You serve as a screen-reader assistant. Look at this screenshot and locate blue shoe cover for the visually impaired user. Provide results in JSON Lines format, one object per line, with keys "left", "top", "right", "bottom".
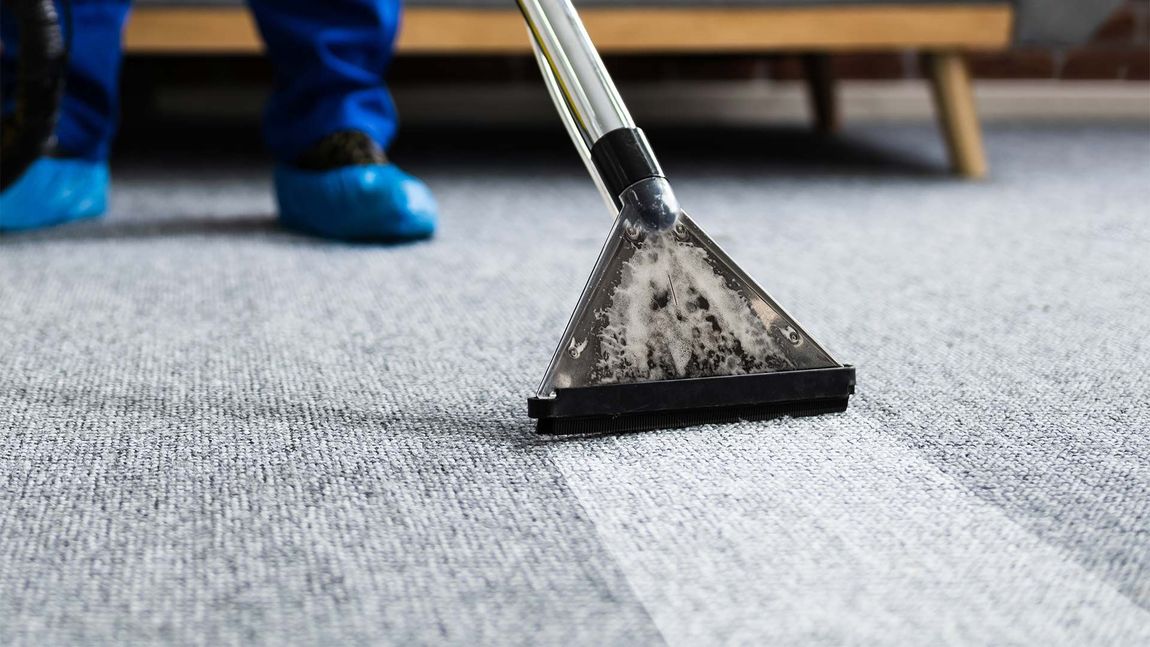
{"left": 275, "top": 164, "right": 437, "bottom": 242}
{"left": 0, "top": 158, "right": 108, "bottom": 231}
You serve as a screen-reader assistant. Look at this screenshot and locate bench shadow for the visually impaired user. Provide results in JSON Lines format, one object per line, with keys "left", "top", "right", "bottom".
{"left": 394, "top": 124, "right": 950, "bottom": 180}
{"left": 0, "top": 214, "right": 433, "bottom": 248}
{"left": 1, "top": 215, "right": 283, "bottom": 244}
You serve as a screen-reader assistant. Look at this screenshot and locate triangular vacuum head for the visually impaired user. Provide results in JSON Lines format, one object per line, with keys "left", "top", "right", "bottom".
{"left": 529, "top": 178, "right": 854, "bottom": 434}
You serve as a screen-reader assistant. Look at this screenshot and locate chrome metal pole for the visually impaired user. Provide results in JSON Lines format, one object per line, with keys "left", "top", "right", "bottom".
{"left": 516, "top": 0, "right": 635, "bottom": 147}
{"left": 529, "top": 37, "right": 618, "bottom": 213}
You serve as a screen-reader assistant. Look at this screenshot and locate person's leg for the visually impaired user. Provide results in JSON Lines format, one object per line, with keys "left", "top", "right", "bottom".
{"left": 248, "top": 0, "right": 436, "bottom": 241}
{"left": 0, "top": 0, "right": 129, "bottom": 230}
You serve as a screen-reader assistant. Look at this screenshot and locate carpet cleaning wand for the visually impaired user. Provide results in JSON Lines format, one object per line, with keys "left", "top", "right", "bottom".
{"left": 519, "top": 0, "right": 856, "bottom": 434}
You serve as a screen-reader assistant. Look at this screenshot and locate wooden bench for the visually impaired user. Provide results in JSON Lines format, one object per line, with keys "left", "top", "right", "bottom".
{"left": 124, "top": 4, "right": 1015, "bottom": 177}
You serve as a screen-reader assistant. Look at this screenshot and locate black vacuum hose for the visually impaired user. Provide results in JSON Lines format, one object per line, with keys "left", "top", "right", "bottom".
{"left": 1, "top": 0, "right": 67, "bottom": 191}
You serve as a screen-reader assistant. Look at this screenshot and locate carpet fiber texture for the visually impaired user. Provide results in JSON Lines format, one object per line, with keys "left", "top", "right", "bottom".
{"left": 2, "top": 124, "right": 1148, "bottom": 645}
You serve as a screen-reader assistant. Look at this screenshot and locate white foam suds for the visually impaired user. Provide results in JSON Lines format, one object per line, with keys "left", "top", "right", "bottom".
{"left": 594, "top": 235, "right": 793, "bottom": 383}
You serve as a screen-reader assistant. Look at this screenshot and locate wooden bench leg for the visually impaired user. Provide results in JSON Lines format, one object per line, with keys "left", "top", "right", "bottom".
{"left": 802, "top": 54, "right": 839, "bottom": 134}
{"left": 925, "top": 51, "right": 987, "bottom": 178}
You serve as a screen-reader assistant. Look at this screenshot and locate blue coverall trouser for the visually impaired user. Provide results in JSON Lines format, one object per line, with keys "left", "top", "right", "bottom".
{"left": 1, "top": 0, "right": 401, "bottom": 162}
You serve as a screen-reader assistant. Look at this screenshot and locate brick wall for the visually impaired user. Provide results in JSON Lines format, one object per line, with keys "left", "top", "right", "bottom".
{"left": 1059, "top": 0, "right": 1148, "bottom": 79}
{"left": 968, "top": 1, "right": 1147, "bottom": 80}
{"left": 768, "top": 1, "right": 1149, "bottom": 80}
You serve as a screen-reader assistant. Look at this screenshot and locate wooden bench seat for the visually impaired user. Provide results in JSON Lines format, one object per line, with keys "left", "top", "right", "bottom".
{"left": 123, "top": 4, "right": 1015, "bottom": 177}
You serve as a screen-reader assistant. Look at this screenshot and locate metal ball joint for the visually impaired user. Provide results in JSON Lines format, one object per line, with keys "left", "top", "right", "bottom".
{"left": 624, "top": 222, "right": 642, "bottom": 242}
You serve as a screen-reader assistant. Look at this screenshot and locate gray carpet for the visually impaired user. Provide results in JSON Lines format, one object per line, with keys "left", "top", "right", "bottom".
{"left": 2, "top": 123, "right": 1148, "bottom": 645}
